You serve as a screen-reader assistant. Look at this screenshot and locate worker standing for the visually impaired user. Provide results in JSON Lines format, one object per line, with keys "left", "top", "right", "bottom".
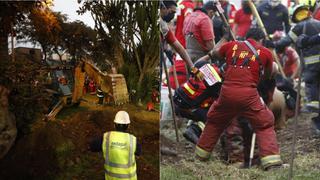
{"left": 160, "top": 0, "right": 195, "bottom": 70}
{"left": 257, "top": 0, "right": 290, "bottom": 35}
{"left": 297, "top": 33, "right": 320, "bottom": 134}
{"left": 89, "top": 111, "right": 141, "bottom": 180}
{"left": 175, "top": 0, "right": 195, "bottom": 48}
{"left": 195, "top": 28, "right": 283, "bottom": 170}
{"left": 233, "top": 0, "right": 253, "bottom": 39}
{"left": 264, "top": 5, "right": 320, "bottom": 114}
{"left": 97, "top": 88, "right": 105, "bottom": 105}
{"left": 183, "top": 1, "right": 216, "bottom": 62}
{"left": 219, "top": 0, "right": 237, "bottom": 29}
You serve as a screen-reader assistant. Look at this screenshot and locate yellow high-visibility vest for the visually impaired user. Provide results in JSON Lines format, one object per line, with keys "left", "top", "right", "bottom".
{"left": 102, "top": 131, "right": 137, "bottom": 180}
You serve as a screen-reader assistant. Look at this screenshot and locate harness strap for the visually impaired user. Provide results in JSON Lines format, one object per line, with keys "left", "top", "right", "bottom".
{"left": 231, "top": 56, "right": 237, "bottom": 65}
{"left": 243, "top": 40, "right": 264, "bottom": 81}
{"left": 241, "top": 57, "right": 251, "bottom": 66}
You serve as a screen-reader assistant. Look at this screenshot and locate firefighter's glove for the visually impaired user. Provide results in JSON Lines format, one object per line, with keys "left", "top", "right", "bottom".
{"left": 296, "top": 34, "right": 309, "bottom": 49}
{"left": 191, "top": 66, "right": 204, "bottom": 81}
{"left": 263, "top": 39, "right": 275, "bottom": 49}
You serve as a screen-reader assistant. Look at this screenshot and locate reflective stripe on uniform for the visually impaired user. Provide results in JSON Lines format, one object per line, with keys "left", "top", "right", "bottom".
{"left": 103, "top": 132, "right": 137, "bottom": 180}
{"left": 208, "top": 64, "right": 222, "bottom": 82}
{"left": 261, "top": 155, "right": 282, "bottom": 169}
{"left": 195, "top": 145, "right": 211, "bottom": 159}
{"left": 197, "top": 121, "right": 205, "bottom": 131}
{"left": 105, "top": 169, "right": 137, "bottom": 179}
{"left": 183, "top": 83, "right": 195, "bottom": 95}
{"left": 105, "top": 134, "right": 134, "bottom": 168}
{"left": 306, "top": 101, "right": 319, "bottom": 108}
{"left": 288, "top": 31, "right": 298, "bottom": 42}
{"left": 304, "top": 55, "right": 320, "bottom": 65}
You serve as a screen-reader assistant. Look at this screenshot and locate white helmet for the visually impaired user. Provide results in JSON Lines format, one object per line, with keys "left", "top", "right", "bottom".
{"left": 114, "top": 111, "right": 130, "bottom": 124}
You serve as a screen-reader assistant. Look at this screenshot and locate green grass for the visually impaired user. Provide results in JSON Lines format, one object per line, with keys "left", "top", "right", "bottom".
{"left": 161, "top": 120, "right": 320, "bottom": 180}
{"left": 161, "top": 165, "right": 197, "bottom": 180}
{"left": 161, "top": 153, "right": 320, "bottom": 180}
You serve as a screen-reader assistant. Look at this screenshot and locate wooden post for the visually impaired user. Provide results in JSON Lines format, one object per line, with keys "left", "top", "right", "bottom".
{"left": 162, "top": 58, "right": 180, "bottom": 142}
{"left": 288, "top": 51, "right": 303, "bottom": 180}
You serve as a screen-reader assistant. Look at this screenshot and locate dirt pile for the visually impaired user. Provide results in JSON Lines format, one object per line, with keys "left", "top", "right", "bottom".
{"left": 0, "top": 104, "right": 159, "bottom": 179}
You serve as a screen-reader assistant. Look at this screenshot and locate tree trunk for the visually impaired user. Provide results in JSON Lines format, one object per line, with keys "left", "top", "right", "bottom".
{"left": 137, "top": 70, "right": 145, "bottom": 99}
{"left": 0, "top": 32, "right": 9, "bottom": 62}
{"left": 114, "top": 44, "right": 124, "bottom": 69}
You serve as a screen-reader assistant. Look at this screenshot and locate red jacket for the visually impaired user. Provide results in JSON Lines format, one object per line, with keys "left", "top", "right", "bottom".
{"left": 175, "top": 0, "right": 194, "bottom": 48}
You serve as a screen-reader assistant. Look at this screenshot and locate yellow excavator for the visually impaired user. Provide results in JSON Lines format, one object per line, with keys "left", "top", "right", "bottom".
{"left": 46, "top": 60, "right": 129, "bottom": 120}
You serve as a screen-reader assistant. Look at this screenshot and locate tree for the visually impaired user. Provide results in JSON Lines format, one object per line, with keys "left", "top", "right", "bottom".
{"left": 61, "top": 20, "right": 97, "bottom": 63}
{"left": 0, "top": 1, "right": 53, "bottom": 62}
{"left": 78, "top": 0, "right": 159, "bottom": 101}
{"left": 16, "top": 9, "right": 64, "bottom": 61}
{"left": 0, "top": 1, "right": 52, "bottom": 139}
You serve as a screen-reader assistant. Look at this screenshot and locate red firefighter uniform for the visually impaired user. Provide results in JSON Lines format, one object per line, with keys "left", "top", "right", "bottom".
{"left": 195, "top": 39, "right": 282, "bottom": 170}
{"left": 175, "top": 0, "right": 194, "bottom": 48}
{"left": 220, "top": 0, "right": 237, "bottom": 29}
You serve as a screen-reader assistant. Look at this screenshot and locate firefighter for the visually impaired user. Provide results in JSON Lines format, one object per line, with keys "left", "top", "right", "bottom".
{"left": 257, "top": 0, "right": 290, "bottom": 35}
{"left": 195, "top": 28, "right": 283, "bottom": 170}
{"left": 97, "top": 88, "right": 104, "bottom": 105}
{"left": 233, "top": 0, "right": 253, "bottom": 39}
{"left": 175, "top": 0, "right": 195, "bottom": 48}
{"left": 173, "top": 61, "right": 222, "bottom": 144}
{"left": 219, "top": 0, "right": 237, "bottom": 28}
{"left": 272, "top": 31, "right": 300, "bottom": 79}
{"left": 264, "top": 4, "right": 320, "bottom": 113}
{"left": 89, "top": 111, "right": 141, "bottom": 180}
{"left": 183, "top": 1, "right": 216, "bottom": 62}
{"left": 160, "top": 0, "right": 195, "bottom": 71}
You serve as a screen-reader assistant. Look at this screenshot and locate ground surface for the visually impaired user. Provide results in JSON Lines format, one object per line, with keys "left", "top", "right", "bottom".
{"left": 0, "top": 94, "right": 159, "bottom": 180}
{"left": 160, "top": 112, "right": 320, "bottom": 180}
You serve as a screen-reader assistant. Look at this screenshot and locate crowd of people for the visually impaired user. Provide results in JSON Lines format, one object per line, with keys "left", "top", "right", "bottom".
{"left": 160, "top": 0, "right": 320, "bottom": 170}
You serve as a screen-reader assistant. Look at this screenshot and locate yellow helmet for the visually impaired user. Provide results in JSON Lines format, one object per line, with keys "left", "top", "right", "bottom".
{"left": 291, "top": 4, "right": 311, "bottom": 23}
{"left": 297, "top": 0, "right": 316, "bottom": 7}
{"left": 114, "top": 111, "right": 130, "bottom": 124}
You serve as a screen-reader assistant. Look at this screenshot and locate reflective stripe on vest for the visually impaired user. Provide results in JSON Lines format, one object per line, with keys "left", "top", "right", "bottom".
{"left": 183, "top": 83, "right": 195, "bottom": 95}
{"left": 102, "top": 132, "right": 137, "bottom": 180}
{"left": 304, "top": 55, "right": 320, "bottom": 65}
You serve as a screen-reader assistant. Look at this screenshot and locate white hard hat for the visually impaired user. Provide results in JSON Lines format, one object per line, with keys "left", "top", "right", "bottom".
{"left": 114, "top": 111, "right": 130, "bottom": 124}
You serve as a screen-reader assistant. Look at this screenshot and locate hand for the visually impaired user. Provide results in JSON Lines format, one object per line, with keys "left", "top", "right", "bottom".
{"left": 263, "top": 39, "right": 275, "bottom": 48}
{"left": 191, "top": 67, "right": 204, "bottom": 81}
{"left": 296, "top": 34, "right": 309, "bottom": 49}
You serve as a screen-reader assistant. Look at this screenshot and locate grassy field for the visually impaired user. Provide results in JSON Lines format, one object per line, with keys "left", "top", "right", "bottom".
{"left": 161, "top": 113, "right": 320, "bottom": 180}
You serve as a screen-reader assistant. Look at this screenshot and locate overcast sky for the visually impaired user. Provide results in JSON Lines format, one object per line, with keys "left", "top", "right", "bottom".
{"left": 51, "top": 0, "right": 95, "bottom": 28}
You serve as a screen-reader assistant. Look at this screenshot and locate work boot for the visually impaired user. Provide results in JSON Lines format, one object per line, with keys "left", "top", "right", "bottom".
{"left": 183, "top": 124, "right": 202, "bottom": 144}
{"left": 264, "top": 163, "right": 289, "bottom": 171}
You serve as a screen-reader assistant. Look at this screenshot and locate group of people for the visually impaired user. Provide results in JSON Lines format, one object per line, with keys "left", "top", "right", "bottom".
{"left": 161, "top": 0, "right": 320, "bottom": 171}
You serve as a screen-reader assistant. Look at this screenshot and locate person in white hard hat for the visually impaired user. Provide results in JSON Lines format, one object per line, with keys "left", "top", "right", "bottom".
{"left": 89, "top": 111, "right": 141, "bottom": 180}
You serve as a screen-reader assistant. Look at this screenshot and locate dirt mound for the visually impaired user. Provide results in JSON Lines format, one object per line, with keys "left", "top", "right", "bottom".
{"left": 0, "top": 104, "right": 159, "bottom": 179}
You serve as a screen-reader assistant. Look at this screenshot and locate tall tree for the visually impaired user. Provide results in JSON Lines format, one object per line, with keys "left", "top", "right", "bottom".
{"left": 0, "top": 1, "right": 51, "bottom": 62}
{"left": 16, "top": 9, "right": 63, "bottom": 61}
{"left": 78, "top": 0, "right": 159, "bottom": 100}
{"left": 61, "top": 20, "right": 97, "bottom": 63}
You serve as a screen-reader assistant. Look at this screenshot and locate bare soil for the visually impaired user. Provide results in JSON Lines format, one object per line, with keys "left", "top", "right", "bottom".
{"left": 0, "top": 99, "right": 159, "bottom": 180}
